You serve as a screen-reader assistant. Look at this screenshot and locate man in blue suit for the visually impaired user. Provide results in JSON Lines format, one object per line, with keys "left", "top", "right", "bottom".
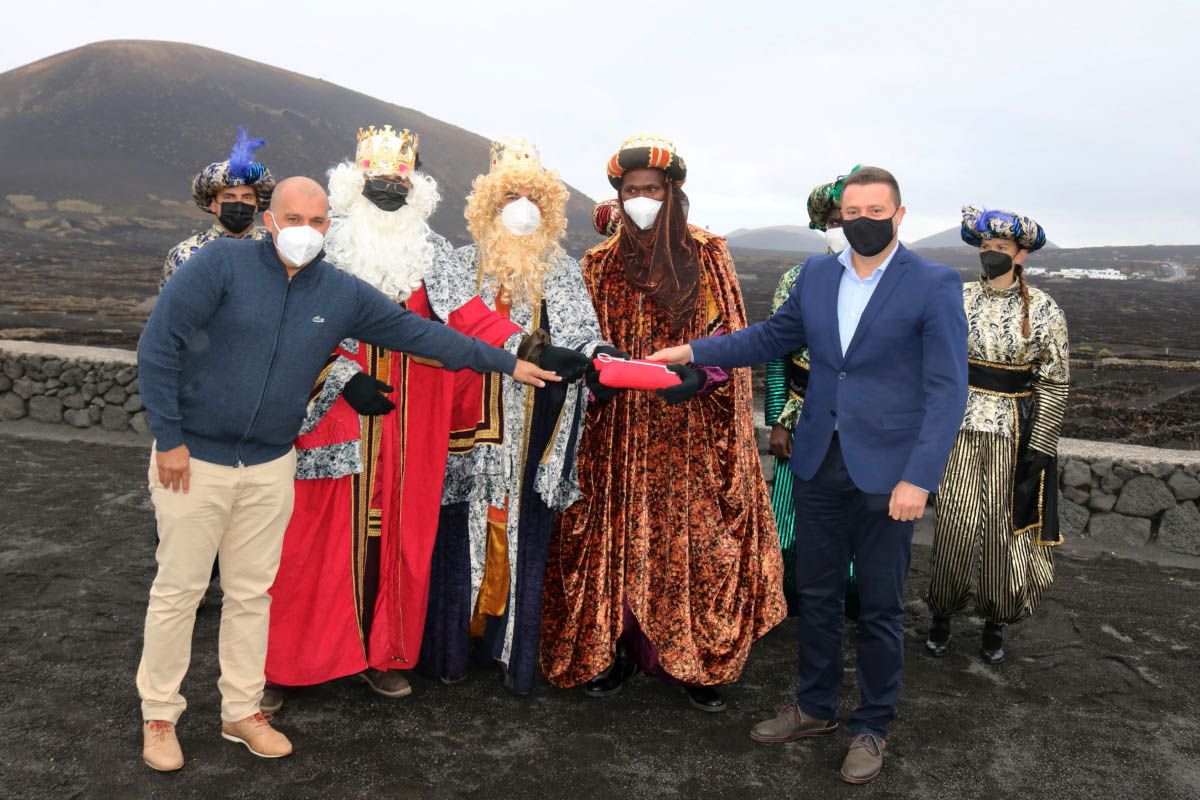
{"left": 651, "top": 166, "right": 967, "bottom": 785}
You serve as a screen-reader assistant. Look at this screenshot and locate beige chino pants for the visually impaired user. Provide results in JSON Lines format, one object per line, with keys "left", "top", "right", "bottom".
{"left": 137, "top": 447, "right": 296, "bottom": 724}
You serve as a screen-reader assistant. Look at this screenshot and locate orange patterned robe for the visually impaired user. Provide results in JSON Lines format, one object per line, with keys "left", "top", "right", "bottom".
{"left": 540, "top": 227, "right": 785, "bottom": 687}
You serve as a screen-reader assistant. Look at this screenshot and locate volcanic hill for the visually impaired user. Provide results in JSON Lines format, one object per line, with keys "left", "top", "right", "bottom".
{"left": 0, "top": 39, "right": 597, "bottom": 247}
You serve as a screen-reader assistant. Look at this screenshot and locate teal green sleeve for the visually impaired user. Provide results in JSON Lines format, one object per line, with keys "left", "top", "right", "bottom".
{"left": 765, "top": 358, "right": 788, "bottom": 426}
{"left": 764, "top": 264, "right": 803, "bottom": 426}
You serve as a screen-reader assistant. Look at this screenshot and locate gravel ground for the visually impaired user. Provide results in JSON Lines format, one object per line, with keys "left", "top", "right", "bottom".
{"left": 1, "top": 433, "right": 1198, "bottom": 800}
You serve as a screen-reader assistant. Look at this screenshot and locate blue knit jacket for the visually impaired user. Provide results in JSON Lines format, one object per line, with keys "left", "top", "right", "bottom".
{"left": 138, "top": 236, "right": 516, "bottom": 467}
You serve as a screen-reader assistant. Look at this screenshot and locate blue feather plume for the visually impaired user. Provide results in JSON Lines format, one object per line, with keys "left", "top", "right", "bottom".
{"left": 975, "top": 208, "right": 1019, "bottom": 236}
{"left": 227, "top": 126, "right": 266, "bottom": 181}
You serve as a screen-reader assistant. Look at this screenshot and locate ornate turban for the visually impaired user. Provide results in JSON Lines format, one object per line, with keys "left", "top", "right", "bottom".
{"left": 191, "top": 126, "right": 275, "bottom": 213}
{"left": 961, "top": 205, "right": 1047, "bottom": 251}
{"left": 593, "top": 199, "right": 622, "bottom": 237}
{"left": 806, "top": 165, "right": 861, "bottom": 231}
{"left": 607, "top": 135, "right": 687, "bottom": 189}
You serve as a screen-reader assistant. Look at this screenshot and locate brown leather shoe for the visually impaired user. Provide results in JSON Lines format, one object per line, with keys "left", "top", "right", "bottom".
{"left": 221, "top": 713, "right": 293, "bottom": 758}
{"left": 749, "top": 704, "right": 839, "bottom": 743}
{"left": 143, "top": 720, "right": 184, "bottom": 772}
{"left": 840, "top": 733, "right": 886, "bottom": 784}
{"left": 359, "top": 668, "right": 413, "bottom": 698}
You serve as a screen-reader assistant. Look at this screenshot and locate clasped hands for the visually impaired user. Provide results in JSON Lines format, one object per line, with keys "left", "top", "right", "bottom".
{"left": 590, "top": 345, "right": 703, "bottom": 405}
{"left": 341, "top": 344, "right": 586, "bottom": 419}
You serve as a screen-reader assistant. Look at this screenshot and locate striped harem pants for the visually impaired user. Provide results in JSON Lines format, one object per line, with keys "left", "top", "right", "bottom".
{"left": 926, "top": 430, "right": 1055, "bottom": 625}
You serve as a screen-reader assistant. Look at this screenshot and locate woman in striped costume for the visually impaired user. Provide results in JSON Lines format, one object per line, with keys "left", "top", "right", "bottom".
{"left": 765, "top": 171, "right": 855, "bottom": 615}
{"left": 925, "top": 206, "right": 1069, "bottom": 664}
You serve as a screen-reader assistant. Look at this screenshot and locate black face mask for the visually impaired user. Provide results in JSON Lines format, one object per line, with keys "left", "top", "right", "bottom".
{"left": 841, "top": 214, "right": 896, "bottom": 257}
{"left": 362, "top": 177, "right": 409, "bottom": 212}
{"left": 217, "top": 201, "right": 257, "bottom": 234}
{"left": 980, "top": 250, "right": 1015, "bottom": 279}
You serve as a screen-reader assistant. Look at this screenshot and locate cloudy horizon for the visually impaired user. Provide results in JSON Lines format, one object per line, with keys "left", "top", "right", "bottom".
{"left": 5, "top": 0, "right": 1198, "bottom": 248}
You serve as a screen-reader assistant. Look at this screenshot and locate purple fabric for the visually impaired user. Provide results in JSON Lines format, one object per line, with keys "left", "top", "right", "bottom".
{"left": 620, "top": 602, "right": 685, "bottom": 686}
{"left": 693, "top": 326, "right": 731, "bottom": 397}
{"left": 694, "top": 364, "right": 731, "bottom": 397}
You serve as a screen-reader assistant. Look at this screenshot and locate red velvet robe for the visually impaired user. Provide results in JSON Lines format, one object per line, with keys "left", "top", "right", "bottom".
{"left": 266, "top": 287, "right": 519, "bottom": 685}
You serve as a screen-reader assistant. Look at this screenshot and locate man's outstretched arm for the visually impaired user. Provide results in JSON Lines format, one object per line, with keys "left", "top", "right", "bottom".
{"left": 651, "top": 258, "right": 810, "bottom": 366}
{"left": 349, "top": 278, "right": 560, "bottom": 387}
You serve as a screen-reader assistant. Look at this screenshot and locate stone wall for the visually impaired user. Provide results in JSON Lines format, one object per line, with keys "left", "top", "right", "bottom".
{"left": 1056, "top": 439, "right": 1200, "bottom": 556}
{"left": 4, "top": 339, "right": 1200, "bottom": 556}
{"left": 0, "top": 341, "right": 146, "bottom": 434}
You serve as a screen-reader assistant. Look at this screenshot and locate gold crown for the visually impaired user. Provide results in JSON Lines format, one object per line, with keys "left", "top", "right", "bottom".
{"left": 355, "top": 125, "right": 418, "bottom": 176}
{"left": 489, "top": 136, "right": 542, "bottom": 172}
{"left": 617, "top": 134, "right": 677, "bottom": 154}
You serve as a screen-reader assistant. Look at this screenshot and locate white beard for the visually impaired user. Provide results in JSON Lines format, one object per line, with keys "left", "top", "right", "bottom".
{"left": 324, "top": 162, "right": 441, "bottom": 300}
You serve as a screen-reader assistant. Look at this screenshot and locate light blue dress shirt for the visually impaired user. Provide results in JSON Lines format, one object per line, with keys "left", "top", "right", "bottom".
{"left": 835, "top": 244, "right": 900, "bottom": 356}
{"left": 833, "top": 242, "right": 927, "bottom": 492}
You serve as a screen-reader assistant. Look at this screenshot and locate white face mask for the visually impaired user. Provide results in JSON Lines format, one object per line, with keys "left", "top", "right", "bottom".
{"left": 500, "top": 196, "right": 541, "bottom": 236}
{"left": 623, "top": 196, "right": 663, "bottom": 230}
{"left": 270, "top": 214, "right": 325, "bottom": 268}
{"left": 824, "top": 226, "right": 849, "bottom": 253}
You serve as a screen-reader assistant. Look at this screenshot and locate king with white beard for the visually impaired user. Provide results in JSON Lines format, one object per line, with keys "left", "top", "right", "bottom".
{"left": 263, "top": 126, "right": 528, "bottom": 709}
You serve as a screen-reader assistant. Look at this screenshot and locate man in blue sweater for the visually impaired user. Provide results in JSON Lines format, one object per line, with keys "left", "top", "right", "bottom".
{"left": 651, "top": 167, "right": 967, "bottom": 785}
{"left": 136, "top": 176, "right": 562, "bottom": 771}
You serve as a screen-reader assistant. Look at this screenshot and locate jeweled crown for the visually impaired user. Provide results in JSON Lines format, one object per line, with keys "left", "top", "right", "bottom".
{"left": 356, "top": 125, "right": 418, "bottom": 176}
{"left": 489, "top": 137, "right": 542, "bottom": 172}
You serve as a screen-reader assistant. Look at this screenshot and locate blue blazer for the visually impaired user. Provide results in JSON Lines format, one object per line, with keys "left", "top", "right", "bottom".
{"left": 691, "top": 245, "right": 968, "bottom": 495}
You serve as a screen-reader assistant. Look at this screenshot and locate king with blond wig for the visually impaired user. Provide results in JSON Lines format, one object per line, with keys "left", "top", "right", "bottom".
{"left": 419, "top": 138, "right": 612, "bottom": 696}
{"left": 463, "top": 138, "right": 570, "bottom": 304}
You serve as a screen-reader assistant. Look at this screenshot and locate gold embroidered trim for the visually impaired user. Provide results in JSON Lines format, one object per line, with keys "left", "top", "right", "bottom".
{"left": 969, "top": 358, "right": 1034, "bottom": 372}
{"left": 350, "top": 344, "right": 388, "bottom": 652}
{"left": 971, "top": 386, "right": 1033, "bottom": 399}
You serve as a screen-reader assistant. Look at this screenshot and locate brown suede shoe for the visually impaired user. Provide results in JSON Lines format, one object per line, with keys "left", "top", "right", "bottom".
{"left": 143, "top": 720, "right": 184, "bottom": 772}
{"left": 749, "top": 704, "right": 839, "bottom": 743}
{"left": 840, "top": 733, "right": 886, "bottom": 784}
{"left": 260, "top": 687, "right": 284, "bottom": 714}
{"left": 359, "top": 668, "right": 413, "bottom": 698}
{"left": 221, "top": 713, "right": 293, "bottom": 758}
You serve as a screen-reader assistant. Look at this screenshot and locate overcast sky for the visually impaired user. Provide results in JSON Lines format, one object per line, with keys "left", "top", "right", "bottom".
{"left": 6, "top": 0, "right": 1198, "bottom": 246}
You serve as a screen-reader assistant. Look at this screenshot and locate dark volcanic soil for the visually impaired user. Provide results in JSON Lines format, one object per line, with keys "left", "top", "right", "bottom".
{"left": 1, "top": 434, "right": 1198, "bottom": 799}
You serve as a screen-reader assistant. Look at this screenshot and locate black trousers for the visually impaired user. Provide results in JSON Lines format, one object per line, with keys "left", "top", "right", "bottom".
{"left": 792, "top": 434, "right": 913, "bottom": 739}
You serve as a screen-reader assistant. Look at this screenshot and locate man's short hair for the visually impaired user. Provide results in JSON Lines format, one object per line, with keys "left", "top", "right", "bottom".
{"left": 842, "top": 166, "right": 901, "bottom": 207}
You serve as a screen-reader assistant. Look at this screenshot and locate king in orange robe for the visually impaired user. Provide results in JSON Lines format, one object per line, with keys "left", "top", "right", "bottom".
{"left": 540, "top": 136, "right": 785, "bottom": 712}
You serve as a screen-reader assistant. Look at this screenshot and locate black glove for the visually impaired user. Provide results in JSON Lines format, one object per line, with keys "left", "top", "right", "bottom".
{"left": 592, "top": 344, "right": 630, "bottom": 361}
{"left": 587, "top": 345, "right": 630, "bottom": 402}
{"left": 1022, "top": 451, "right": 1053, "bottom": 474}
{"left": 342, "top": 373, "right": 396, "bottom": 416}
{"left": 655, "top": 364, "right": 704, "bottom": 405}
{"left": 538, "top": 345, "right": 591, "bottom": 383}
{"left": 586, "top": 369, "right": 621, "bottom": 403}
{"left": 1013, "top": 450, "right": 1052, "bottom": 512}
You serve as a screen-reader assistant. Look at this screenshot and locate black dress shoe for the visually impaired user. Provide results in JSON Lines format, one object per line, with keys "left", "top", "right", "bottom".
{"left": 981, "top": 622, "right": 1005, "bottom": 664}
{"left": 685, "top": 686, "right": 726, "bottom": 713}
{"left": 584, "top": 651, "right": 638, "bottom": 697}
{"left": 926, "top": 616, "right": 951, "bottom": 657}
